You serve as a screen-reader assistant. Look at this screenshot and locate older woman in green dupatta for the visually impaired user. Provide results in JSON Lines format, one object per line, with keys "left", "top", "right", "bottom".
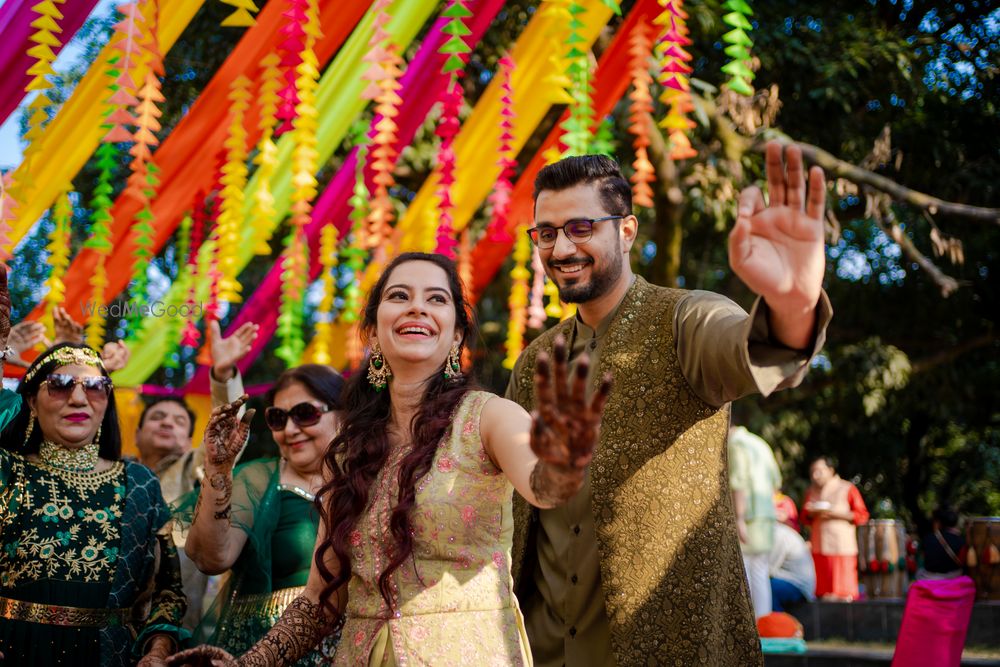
{"left": 177, "top": 364, "right": 345, "bottom": 665}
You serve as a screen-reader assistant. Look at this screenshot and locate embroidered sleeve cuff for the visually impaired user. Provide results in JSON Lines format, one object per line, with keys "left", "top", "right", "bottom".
{"left": 743, "top": 290, "right": 833, "bottom": 398}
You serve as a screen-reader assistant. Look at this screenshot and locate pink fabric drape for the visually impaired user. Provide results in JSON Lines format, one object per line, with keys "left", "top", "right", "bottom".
{"left": 891, "top": 576, "right": 975, "bottom": 667}
{"left": 0, "top": 0, "right": 99, "bottom": 125}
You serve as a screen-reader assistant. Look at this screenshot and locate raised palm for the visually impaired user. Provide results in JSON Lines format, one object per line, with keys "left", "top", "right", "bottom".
{"left": 53, "top": 306, "right": 85, "bottom": 345}
{"left": 210, "top": 320, "right": 259, "bottom": 379}
{"left": 205, "top": 395, "right": 254, "bottom": 469}
{"left": 729, "top": 142, "right": 826, "bottom": 314}
{"left": 530, "top": 335, "right": 612, "bottom": 470}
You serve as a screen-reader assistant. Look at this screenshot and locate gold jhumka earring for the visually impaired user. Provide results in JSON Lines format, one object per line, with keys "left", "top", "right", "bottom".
{"left": 444, "top": 344, "right": 462, "bottom": 380}
{"left": 367, "top": 341, "right": 392, "bottom": 391}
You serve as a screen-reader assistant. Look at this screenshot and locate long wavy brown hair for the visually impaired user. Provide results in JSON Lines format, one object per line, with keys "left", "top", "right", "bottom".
{"left": 315, "top": 253, "right": 476, "bottom": 614}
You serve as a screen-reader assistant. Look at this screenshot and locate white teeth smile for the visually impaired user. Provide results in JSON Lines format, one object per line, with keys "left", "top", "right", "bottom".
{"left": 556, "top": 264, "right": 586, "bottom": 274}
{"left": 399, "top": 326, "right": 432, "bottom": 336}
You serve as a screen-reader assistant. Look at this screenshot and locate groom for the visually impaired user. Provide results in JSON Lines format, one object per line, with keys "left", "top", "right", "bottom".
{"left": 507, "top": 142, "right": 832, "bottom": 665}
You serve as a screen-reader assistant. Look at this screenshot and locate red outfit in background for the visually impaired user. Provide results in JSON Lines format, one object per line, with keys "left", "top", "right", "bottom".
{"left": 802, "top": 477, "right": 870, "bottom": 599}
{"left": 774, "top": 492, "right": 800, "bottom": 532}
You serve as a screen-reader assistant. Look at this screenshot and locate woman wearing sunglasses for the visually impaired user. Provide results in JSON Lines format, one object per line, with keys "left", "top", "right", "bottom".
{"left": 0, "top": 343, "right": 186, "bottom": 666}
{"left": 181, "top": 364, "right": 345, "bottom": 664}
{"left": 171, "top": 253, "right": 610, "bottom": 667}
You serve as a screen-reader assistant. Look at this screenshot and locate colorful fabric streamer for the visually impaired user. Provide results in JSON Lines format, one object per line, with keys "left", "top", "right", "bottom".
{"left": 503, "top": 227, "right": 531, "bottom": 369}
{"left": 175, "top": 0, "right": 505, "bottom": 392}
{"left": 18, "top": 0, "right": 372, "bottom": 332}
{"left": 6, "top": 0, "right": 204, "bottom": 248}
{"left": 0, "top": 0, "right": 97, "bottom": 125}
{"left": 654, "top": 0, "right": 697, "bottom": 159}
{"left": 721, "top": 0, "right": 755, "bottom": 96}
{"left": 373, "top": 0, "right": 615, "bottom": 282}
{"left": 468, "top": 0, "right": 661, "bottom": 300}
{"left": 627, "top": 19, "right": 656, "bottom": 208}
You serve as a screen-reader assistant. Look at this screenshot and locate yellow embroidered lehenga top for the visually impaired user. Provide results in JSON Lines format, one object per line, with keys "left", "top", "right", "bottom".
{"left": 336, "top": 391, "right": 530, "bottom": 667}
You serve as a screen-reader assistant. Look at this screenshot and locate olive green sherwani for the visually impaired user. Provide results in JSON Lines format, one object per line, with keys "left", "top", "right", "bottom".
{"left": 506, "top": 277, "right": 832, "bottom": 666}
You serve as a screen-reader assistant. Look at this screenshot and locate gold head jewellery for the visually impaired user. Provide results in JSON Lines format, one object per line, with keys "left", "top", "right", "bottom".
{"left": 25, "top": 347, "right": 106, "bottom": 383}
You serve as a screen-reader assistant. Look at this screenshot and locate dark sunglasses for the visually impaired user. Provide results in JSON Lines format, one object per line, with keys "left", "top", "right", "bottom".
{"left": 42, "top": 373, "right": 113, "bottom": 400}
{"left": 526, "top": 215, "right": 625, "bottom": 249}
{"left": 264, "top": 402, "right": 334, "bottom": 431}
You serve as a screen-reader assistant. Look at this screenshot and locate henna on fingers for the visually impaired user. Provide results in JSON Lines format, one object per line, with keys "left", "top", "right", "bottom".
{"left": 204, "top": 395, "right": 254, "bottom": 469}
{"left": 528, "top": 334, "right": 613, "bottom": 506}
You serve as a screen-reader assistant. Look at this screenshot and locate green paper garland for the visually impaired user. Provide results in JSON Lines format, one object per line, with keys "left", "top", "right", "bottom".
{"left": 721, "top": 0, "right": 756, "bottom": 96}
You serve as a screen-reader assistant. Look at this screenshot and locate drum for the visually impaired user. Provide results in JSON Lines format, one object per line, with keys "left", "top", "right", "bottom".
{"left": 966, "top": 517, "right": 1000, "bottom": 600}
{"left": 857, "top": 519, "right": 908, "bottom": 599}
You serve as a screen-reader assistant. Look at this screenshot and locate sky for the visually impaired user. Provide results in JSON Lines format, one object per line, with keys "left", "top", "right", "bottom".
{"left": 0, "top": 0, "right": 118, "bottom": 170}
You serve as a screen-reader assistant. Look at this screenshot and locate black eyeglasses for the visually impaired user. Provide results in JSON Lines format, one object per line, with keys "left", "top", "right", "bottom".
{"left": 42, "top": 373, "right": 112, "bottom": 400}
{"left": 526, "top": 215, "right": 626, "bottom": 249}
{"left": 264, "top": 402, "right": 334, "bottom": 431}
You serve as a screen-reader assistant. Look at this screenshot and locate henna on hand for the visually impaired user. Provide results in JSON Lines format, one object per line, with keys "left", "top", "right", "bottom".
{"left": 166, "top": 645, "right": 237, "bottom": 666}
{"left": 528, "top": 334, "right": 613, "bottom": 506}
{"left": 0, "top": 266, "right": 11, "bottom": 345}
{"left": 237, "top": 596, "right": 340, "bottom": 667}
{"left": 209, "top": 471, "right": 233, "bottom": 521}
{"left": 204, "top": 395, "right": 254, "bottom": 469}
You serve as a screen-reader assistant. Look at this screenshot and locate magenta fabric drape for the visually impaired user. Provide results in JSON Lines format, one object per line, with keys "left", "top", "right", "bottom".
{"left": 0, "top": 0, "right": 99, "bottom": 125}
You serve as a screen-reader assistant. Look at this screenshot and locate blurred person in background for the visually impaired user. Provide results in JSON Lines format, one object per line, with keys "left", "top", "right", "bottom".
{"left": 802, "top": 455, "right": 870, "bottom": 600}
{"left": 729, "top": 425, "right": 782, "bottom": 618}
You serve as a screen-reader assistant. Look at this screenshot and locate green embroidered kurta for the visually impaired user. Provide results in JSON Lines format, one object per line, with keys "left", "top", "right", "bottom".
{"left": 507, "top": 278, "right": 831, "bottom": 666}
{"left": 0, "top": 450, "right": 186, "bottom": 666}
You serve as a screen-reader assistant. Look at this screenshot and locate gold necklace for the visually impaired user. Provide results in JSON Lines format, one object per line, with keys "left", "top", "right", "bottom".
{"left": 39, "top": 441, "right": 99, "bottom": 472}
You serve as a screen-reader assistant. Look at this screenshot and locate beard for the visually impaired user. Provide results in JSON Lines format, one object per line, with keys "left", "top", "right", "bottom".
{"left": 549, "top": 249, "right": 623, "bottom": 303}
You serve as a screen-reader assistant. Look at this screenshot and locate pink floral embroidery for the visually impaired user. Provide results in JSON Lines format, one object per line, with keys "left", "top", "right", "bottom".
{"left": 493, "top": 551, "right": 505, "bottom": 570}
{"left": 463, "top": 418, "right": 475, "bottom": 435}
{"left": 461, "top": 505, "right": 476, "bottom": 526}
{"left": 437, "top": 456, "right": 454, "bottom": 473}
{"left": 409, "top": 625, "right": 430, "bottom": 642}
{"left": 353, "top": 630, "right": 366, "bottom": 646}
{"left": 350, "top": 530, "right": 362, "bottom": 547}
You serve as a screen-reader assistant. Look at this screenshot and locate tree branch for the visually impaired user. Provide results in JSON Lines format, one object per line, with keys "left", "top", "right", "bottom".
{"left": 695, "top": 92, "right": 1000, "bottom": 224}
{"left": 877, "top": 208, "right": 962, "bottom": 298}
{"left": 767, "top": 138, "right": 1000, "bottom": 225}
